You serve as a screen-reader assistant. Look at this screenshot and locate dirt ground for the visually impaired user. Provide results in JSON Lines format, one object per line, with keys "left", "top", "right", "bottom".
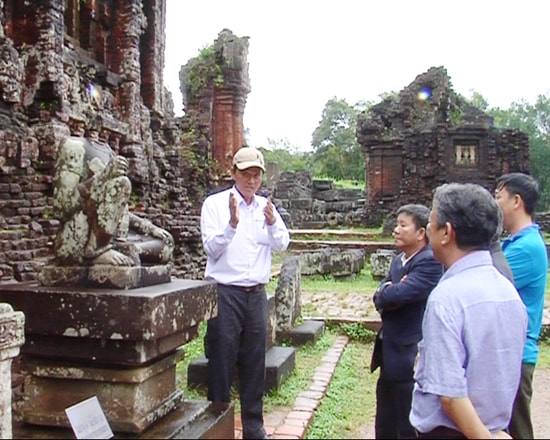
{"left": 301, "top": 289, "right": 550, "bottom": 438}
{"left": 532, "top": 367, "right": 550, "bottom": 439}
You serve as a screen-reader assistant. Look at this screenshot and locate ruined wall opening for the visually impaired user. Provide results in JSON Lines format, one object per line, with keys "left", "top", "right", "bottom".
{"left": 4, "top": 0, "right": 38, "bottom": 46}
{"left": 64, "top": 0, "right": 112, "bottom": 67}
{"left": 454, "top": 140, "right": 479, "bottom": 167}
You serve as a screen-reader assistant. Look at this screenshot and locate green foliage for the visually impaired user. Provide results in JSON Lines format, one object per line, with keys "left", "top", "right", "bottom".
{"left": 449, "top": 107, "right": 464, "bottom": 126}
{"left": 467, "top": 90, "right": 490, "bottom": 111}
{"left": 259, "top": 143, "right": 313, "bottom": 172}
{"left": 470, "top": 93, "right": 550, "bottom": 211}
{"left": 537, "top": 337, "right": 550, "bottom": 368}
{"left": 333, "top": 322, "right": 377, "bottom": 343}
{"left": 311, "top": 97, "right": 366, "bottom": 182}
{"left": 175, "top": 321, "right": 207, "bottom": 400}
{"left": 181, "top": 44, "right": 224, "bottom": 101}
{"left": 324, "top": 321, "right": 377, "bottom": 343}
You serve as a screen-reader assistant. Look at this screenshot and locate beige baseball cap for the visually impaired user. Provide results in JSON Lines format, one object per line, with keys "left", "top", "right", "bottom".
{"left": 232, "top": 147, "right": 265, "bottom": 171}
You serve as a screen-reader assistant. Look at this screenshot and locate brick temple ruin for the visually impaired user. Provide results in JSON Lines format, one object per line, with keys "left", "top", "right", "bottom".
{"left": 0, "top": 0, "right": 539, "bottom": 437}
{"left": 356, "top": 66, "right": 530, "bottom": 227}
{"left": 0, "top": 1, "right": 252, "bottom": 284}
{"left": 0, "top": 1, "right": 252, "bottom": 438}
{"left": 0, "top": 0, "right": 535, "bottom": 283}
{"left": 270, "top": 67, "right": 530, "bottom": 229}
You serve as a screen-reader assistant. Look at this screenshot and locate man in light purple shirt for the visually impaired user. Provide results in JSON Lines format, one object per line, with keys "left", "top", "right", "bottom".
{"left": 201, "top": 147, "right": 290, "bottom": 440}
{"left": 410, "top": 183, "right": 527, "bottom": 439}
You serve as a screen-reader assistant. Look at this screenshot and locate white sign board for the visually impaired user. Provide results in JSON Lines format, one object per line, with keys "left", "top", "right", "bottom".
{"left": 65, "top": 396, "right": 114, "bottom": 439}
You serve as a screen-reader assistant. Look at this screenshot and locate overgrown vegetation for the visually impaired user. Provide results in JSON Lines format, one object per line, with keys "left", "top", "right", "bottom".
{"left": 180, "top": 44, "right": 224, "bottom": 101}
{"left": 328, "top": 321, "right": 377, "bottom": 343}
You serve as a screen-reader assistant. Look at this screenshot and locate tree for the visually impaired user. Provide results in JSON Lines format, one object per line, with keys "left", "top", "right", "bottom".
{"left": 485, "top": 95, "right": 550, "bottom": 211}
{"left": 259, "top": 137, "right": 313, "bottom": 173}
{"left": 467, "top": 90, "right": 490, "bottom": 111}
{"left": 311, "top": 97, "right": 365, "bottom": 181}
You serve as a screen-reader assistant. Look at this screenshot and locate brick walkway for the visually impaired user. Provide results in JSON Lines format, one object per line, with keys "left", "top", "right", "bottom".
{"left": 234, "top": 335, "right": 350, "bottom": 439}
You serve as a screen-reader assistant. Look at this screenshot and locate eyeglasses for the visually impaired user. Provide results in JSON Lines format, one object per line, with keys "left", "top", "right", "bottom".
{"left": 238, "top": 169, "right": 263, "bottom": 180}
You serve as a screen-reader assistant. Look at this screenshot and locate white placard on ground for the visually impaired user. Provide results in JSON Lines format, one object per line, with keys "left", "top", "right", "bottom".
{"left": 65, "top": 395, "right": 114, "bottom": 439}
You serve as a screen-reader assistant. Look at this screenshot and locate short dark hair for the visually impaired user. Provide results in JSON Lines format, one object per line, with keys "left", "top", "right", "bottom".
{"left": 432, "top": 183, "right": 499, "bottom": 249}
{"left": 496, "top": 172, "right": 540, "bottom": 215}
{"left": 396, "top": 204, "right": 430, "bottom": 231}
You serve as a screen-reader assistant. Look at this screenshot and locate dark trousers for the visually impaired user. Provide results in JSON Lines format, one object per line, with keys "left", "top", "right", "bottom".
{"left": 508, "top": 362, "right": 535, "bottom": 439}
{"left": 205, "top": 284, "right": 268, "bottom": 439}
{"left": 375, "top": 376, "right": 416, "bottom": 439}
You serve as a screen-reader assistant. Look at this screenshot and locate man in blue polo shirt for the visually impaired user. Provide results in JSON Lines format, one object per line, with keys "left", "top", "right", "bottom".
{"left": 495, "top": 172, "right": 548, "bottom": 440}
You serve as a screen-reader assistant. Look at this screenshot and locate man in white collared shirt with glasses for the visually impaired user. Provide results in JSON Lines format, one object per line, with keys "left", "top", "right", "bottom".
{"left": 200, "top": 146, "right": 290, "bottom": 439}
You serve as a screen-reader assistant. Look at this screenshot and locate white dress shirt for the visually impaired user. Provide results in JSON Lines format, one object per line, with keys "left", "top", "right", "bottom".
{"left": 201, "top": 186, "right": 290, "bottom": 286}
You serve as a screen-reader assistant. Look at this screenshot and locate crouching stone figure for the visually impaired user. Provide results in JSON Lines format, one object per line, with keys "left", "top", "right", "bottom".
{"left": 38, "top": 135, "right": 174, "bottom": 289}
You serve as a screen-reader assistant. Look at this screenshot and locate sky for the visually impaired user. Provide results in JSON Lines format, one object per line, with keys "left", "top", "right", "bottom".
{"left": 164, "top": 0, "right": 550, "bottom": 151}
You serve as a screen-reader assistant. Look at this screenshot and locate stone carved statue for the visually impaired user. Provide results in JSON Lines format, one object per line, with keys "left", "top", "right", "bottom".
{"left": 39, "top": 134, "right": 174, "bottom": 288}
{"left": 53, "top": 135, "right": 174, "bottom": 265}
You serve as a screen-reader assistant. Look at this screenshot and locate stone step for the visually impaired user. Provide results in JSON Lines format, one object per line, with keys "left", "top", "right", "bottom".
{"left": 277, "top": 319, "right": 325, "bottom": 346}
{"left": 187, "top": 346, "right": 296, "bottom": 394}
{"left": 290, "top": 239, "right": 394, "bottom": 257}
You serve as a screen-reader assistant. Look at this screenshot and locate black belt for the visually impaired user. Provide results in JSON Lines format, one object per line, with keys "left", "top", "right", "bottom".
{"left": 220, "top": 284, "right": 265, "bottom": 293}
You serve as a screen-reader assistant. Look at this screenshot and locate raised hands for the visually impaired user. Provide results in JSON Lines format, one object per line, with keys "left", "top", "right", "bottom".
{"left": 229, "top": 192, "right": 239, "bottom": 228}
{"left": 263, "top": 196, "right": 276, "bottom": 226}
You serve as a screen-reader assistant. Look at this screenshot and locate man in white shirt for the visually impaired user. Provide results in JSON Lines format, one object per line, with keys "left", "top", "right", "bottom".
{"left": 200, "top": 147, "right": 290, "bottom": 439}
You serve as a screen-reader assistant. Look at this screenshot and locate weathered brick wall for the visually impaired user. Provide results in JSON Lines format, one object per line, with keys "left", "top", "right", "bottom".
{"left": 357, "top": 67, "right": 530, "bottom": 226}
{"left": 0, "top": 1, "right": 251, "bottom": 283}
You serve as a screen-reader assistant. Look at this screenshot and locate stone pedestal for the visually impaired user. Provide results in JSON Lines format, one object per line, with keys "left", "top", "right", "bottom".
{"left": 0, "top": 279, "right": 234, "bottom": 438}
{"left": 21, "top": 351, "right": 185, "bottom": 432}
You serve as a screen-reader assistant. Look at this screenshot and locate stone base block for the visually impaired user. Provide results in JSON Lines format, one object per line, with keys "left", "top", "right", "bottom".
{"left": 265, "top": 346, "right": 295, "bottom": 392}
{"left": 21, "top": 349, "right": 184, "bottom": 434}
{"left": 37, "top": 264, "right": 171, "bottom": 289}
{"left": 299, "top": 221, "right": 327, "bottom": 229}
{"left": 0, "top": 279, "right": 217, "bottom": 366}
{"left": 277, "top": 319, "right": 325, "bottom": 346}
{"left": 13, "top": 400, "right": 234, "bottom": 439}
{"left": 187, "top": 346, "right": 296, "bottom": 394}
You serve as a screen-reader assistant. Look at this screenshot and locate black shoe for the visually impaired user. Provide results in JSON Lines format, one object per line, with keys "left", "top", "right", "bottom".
{"left": 243, "top": 428, "right": 269, "bottom": 439}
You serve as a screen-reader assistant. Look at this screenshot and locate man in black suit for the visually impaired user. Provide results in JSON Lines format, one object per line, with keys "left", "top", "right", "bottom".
{"left": 371, "top": 204, "right": 443, "bottom": 439}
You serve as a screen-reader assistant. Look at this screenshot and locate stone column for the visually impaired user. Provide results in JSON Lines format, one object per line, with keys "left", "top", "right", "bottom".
{"left": 0, "top": 303, "right": 25, "bottom": 439}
